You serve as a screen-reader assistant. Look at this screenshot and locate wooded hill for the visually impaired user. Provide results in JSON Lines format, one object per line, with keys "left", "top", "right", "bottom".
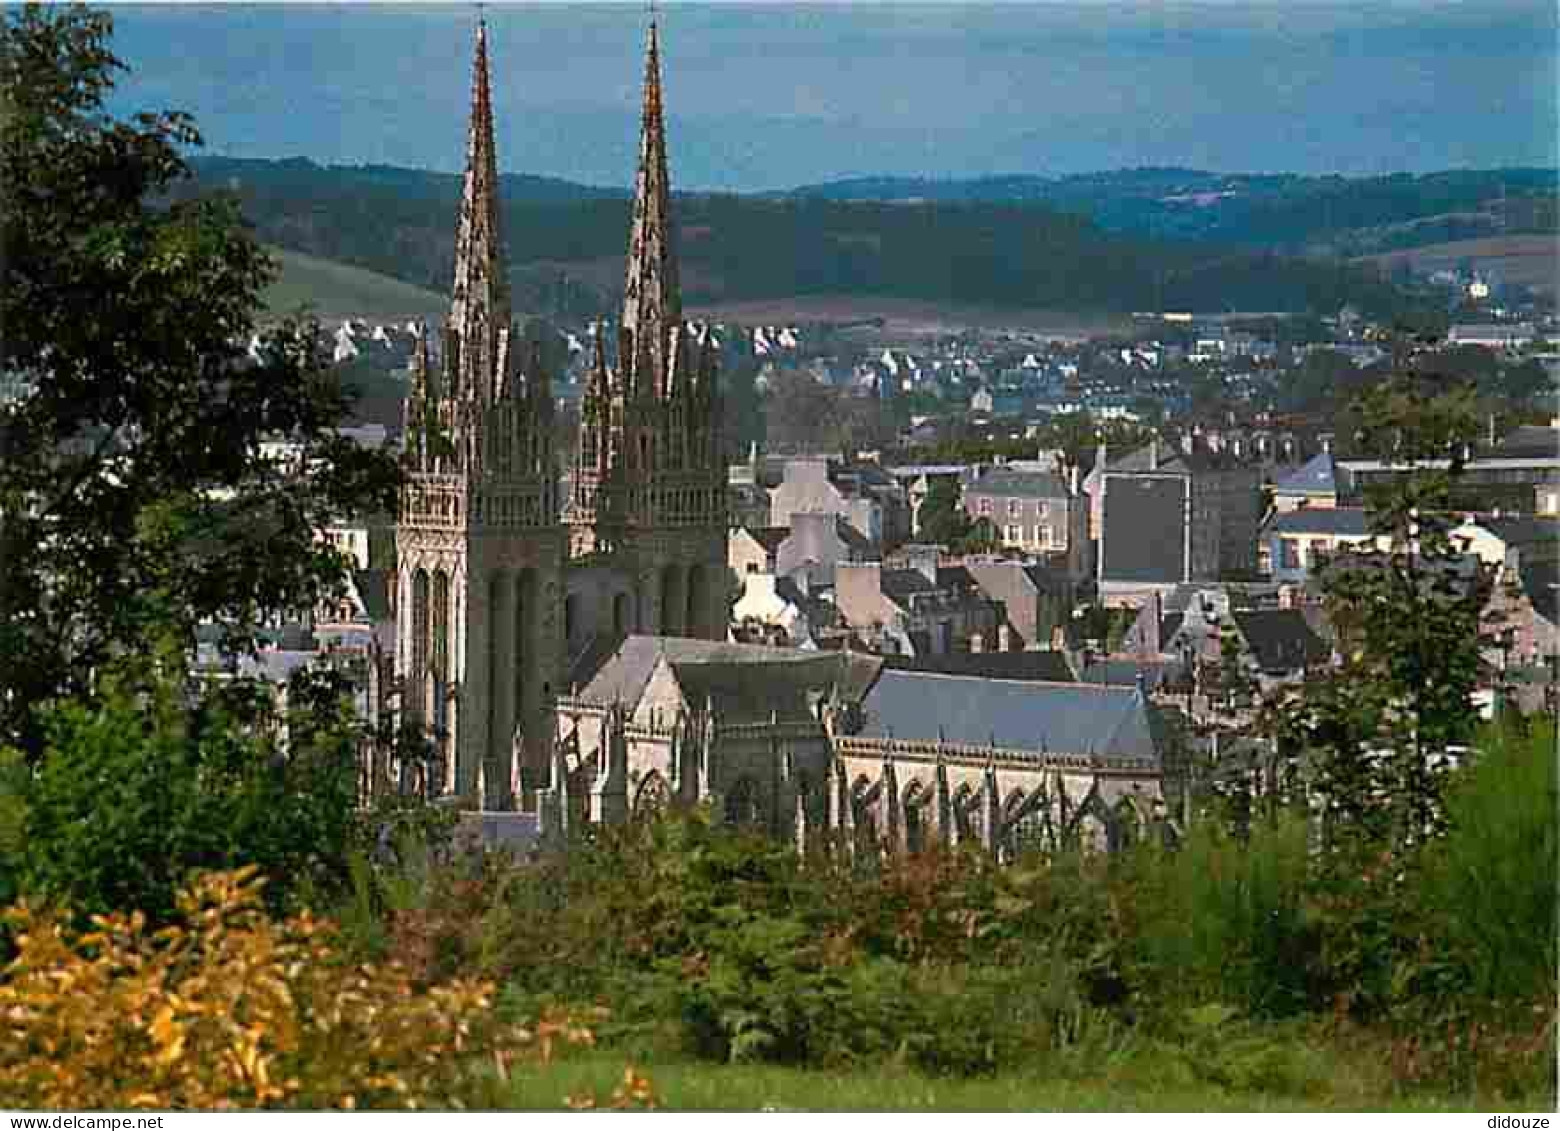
{"left": 183, "top": 156, "right": 1452, "bottom": 320}
{"left": 787, "top": 167, "right": 1559, "bottom": 255}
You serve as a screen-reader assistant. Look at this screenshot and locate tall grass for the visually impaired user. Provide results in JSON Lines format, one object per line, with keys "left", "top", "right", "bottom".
{"left": 1416, "top": 721, "right": 1557, "bottom": 1005}
{"left": 1124, "top": 813, "right": 1317, "bottom": 1019}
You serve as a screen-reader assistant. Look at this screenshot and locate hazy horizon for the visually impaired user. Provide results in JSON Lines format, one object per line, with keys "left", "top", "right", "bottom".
{"left": 106, "top": 3, "right": 1559, "bottom": 192}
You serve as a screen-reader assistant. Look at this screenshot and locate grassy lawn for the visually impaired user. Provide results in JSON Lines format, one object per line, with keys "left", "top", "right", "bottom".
{"left": 497, "top": 1050, "right": 1527, "bottom": 1112}
{"left": 262, "top": 246, "right": 445, "bottom": 321}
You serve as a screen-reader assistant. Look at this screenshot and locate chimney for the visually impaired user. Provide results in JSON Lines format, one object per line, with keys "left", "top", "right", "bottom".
{"left": 998, "top": 623, "right": 1012, "bottom": 652}
{"left": 1148, "top": 438, "right": 1159, "bottom": 471}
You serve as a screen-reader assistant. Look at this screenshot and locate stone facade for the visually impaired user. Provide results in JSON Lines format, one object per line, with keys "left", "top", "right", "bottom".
{"left": 963, "top": 466, "right": 1088, "bottom": 578}
{"left": 538, "top": 638, "right": 1167, "bottom": 857}
{"left": 392, "top": 21, "right": 724, "bottom": 810}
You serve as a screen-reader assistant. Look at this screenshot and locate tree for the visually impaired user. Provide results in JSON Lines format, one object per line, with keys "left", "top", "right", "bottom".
{"left": 1266, "top": 378, "right": 1489, "bottom": 857}
{"left": 0, "top": 5, "right": 398, "bottom": 756}
{"left": 916, "top": 476, "right": 970, "bottom": 547}
{"left": 5, "top": 646, "right": 360, "bottom": 921}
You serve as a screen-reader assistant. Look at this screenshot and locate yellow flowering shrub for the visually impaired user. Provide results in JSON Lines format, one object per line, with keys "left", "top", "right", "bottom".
{"left": 0, "top": 867, "right": 539, "bottom": 1110}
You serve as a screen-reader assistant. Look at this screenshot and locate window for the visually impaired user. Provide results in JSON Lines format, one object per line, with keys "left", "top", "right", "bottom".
{"left": 1008, "top": 499, "right": 1022, "bottom": 518}
{"left": 1280, "top": 538, "right": 1301, "bottom": 569}
{"left": 1005, "top": 524, "right": 1023, "bottom": 544}
{"left": 978, "top": 498, "right": 992, "bottom": 516}
{"left": 1036, "top": 501, "right": 1050, "bottom": 519}
{"left": 1035, "top": 525, "right": 1052, "bottom": 549}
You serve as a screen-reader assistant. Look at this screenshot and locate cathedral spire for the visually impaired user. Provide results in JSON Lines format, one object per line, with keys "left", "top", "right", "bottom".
{"left": 620, "top": 19, "right": 681, "bottom": 396}
{"left": 447, "top": 15, "right": 511, "bottom": 401}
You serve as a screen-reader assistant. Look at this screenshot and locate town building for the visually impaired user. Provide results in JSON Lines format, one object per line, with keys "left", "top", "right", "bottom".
{"left": 1272, "top": 451, "right": 1339, "bottom": 513}
{"left": 833, "top": 553, "right": 1004, "bottom": 656}
{"left": 1092, "top": 440, "right": 1264, "bottom": 601}
{"left": 769, "top": 457, "right": 911, "bottom": 550}
{"left": 962, "top": 465, "right": 1090, "bottom": 580}
{"left": 1266, "top": 508, "right": 1377, "bottom": 585}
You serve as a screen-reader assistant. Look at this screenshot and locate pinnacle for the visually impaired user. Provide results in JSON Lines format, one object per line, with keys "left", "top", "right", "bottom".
{"left": 620, "top": 17, "right": 681, "bottom": 395}
{"left": 447, "top": 15, "right": 511, "bottom": 401}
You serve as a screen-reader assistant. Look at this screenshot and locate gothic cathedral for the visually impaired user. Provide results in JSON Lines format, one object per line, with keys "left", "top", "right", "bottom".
{"left": 395, "top": 20, "right": 727, "bottom": 810}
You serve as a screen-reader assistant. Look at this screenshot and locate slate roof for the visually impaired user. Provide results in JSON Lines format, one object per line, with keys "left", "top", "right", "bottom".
{"left": 566, "top": 630, "right": 628, "bottom": 695}
{"left": 834, "top": 517, "right": 873, "bottom": 552}
{"left": 1270, "top": 508, "right": 1372, "bottom": 538}
{"left": 880, "top": 568, "right": 938, "bottom": 604}
{"left": 1275, "top": 451, "right": 1337, "bottom": 496}
{"left": 966, "top": 467, "right": 1070, "bottom": 500}
{"left": 671, "top": 658, "right": 844, "bottom": 724}
{"left": 1488, "top": 425, "right": 1560, "bottom": 461}
{"left": 881, "top": 650, "right": 1077, "bottom": 682}
{"left": 572, "top": 635, "right": 881, "bottom": 717}
{"left": 1078, "top": 659, "right": 1182, "bottom": 692}
{"left": 936, "top": 564, "right": 977, "bottom": 591}
{"left": 858, "top": 669, "right": 1159, "bottom": 761}
{"left": 1231, "top": 609, "right": 1329, "bottom": 672}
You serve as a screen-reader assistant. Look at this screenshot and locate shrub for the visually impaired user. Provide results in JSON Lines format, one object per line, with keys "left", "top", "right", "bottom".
{"left": 1121, "top": 813, "right": 1318, "bottom": 1019}
{"left": 421, "top": 812, "right": 1126, "bottom": 1074}
{"left": 0, "top": 867, "right": 536, "bottom": 1109}
{"left": 1414, "top": 723, "right": 1557, "bottom": 1006}
{"left": 6, "top": 652, "right": 360, "bottom": 924}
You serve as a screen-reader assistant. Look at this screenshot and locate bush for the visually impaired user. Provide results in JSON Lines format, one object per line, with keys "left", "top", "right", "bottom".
{"left": 0, "top": 868, "right": 531, "bottom": 1109}
{"left": 403, "top": 812, "right": 1125, "bottom": 1075}
{"left": 4, "top": 651, "right": 360, "bottom": 923}
{"left": 1415, "top": 723, "right": 1557, "bottom": 1007}
{"left": 1121, "top": 814, "right": 1318, "bottom": 1019}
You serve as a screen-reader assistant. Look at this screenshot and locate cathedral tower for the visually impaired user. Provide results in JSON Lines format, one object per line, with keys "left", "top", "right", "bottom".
{"left": 396, "top": 19, "right": 566, "bottom": 809}
{"left": 570, "top": 21, "right": 727, "bottom": 640}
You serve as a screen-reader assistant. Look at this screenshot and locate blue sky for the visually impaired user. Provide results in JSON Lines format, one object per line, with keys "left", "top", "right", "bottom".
{"left": 107, "top": 3, "right": 1558, "bottom": 190}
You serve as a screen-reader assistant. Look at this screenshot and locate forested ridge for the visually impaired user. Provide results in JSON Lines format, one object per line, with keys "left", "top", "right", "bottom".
{"left": 180, "top": 155, "right": 1435, "bottom": 319}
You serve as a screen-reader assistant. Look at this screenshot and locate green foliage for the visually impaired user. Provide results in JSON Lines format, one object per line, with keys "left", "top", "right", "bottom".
{"left": 1122, "top": 816, "right": 1317, "bottom": 1020}
{"left": 1413, "top": 723, "right": 1558, "bottom": 1006}
{"left": 915, "top": 477, "right": 969, "bottom": 547}
{"left": 3, "top": 648, "right": 359, "bottom": 923}
{"left": 316, "top": 720, "right": 1558, "bottom": 1103}
{"left": 0, "top": 4, "right": 400, "bottom": 757}
{"left": 1267, "top": 378, "right": 1490, "bottom": 858}
{"left": 173, "top": 155, "right": 1433, "bottom": 320}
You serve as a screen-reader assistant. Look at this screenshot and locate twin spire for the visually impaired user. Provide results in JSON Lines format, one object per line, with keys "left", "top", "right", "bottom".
{"left": 446, "top": 16, "right": 510, "bottom": 399}
{"left": 444, "top": 15, "right": 682, "bottom": 399}
{"left": 620, "top": 20, "right": 681, "bottom": 379}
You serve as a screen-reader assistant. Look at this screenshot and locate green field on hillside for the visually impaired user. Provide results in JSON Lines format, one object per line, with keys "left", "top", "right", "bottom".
{"left": 262, "top": 246, "right": 445, "bottom": 321}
